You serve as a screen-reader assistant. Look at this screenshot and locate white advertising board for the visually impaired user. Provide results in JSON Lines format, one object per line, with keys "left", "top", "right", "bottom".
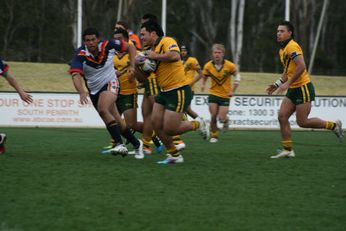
{"left": 0, "top": 92, "right": 345, "bottom": 129}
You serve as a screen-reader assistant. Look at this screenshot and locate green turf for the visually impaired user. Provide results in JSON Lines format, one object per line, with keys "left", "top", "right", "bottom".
{"left": 0, "top": 128, "right": 345, "bottom": 231}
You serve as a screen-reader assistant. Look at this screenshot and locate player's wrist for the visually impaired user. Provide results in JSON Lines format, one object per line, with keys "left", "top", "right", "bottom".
{"left": 273, "top": 78, "right": 284, "bottom": 88}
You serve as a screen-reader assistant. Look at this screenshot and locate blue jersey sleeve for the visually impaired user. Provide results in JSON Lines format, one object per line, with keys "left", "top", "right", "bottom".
{"left": 68, "top": 48, "right": 84, "bottom": 75}
{"left": 108, "top": 39, "right": 126, "bottom": 52}
{"left": 0, "top": 58, "right": 9, "bottom": 76}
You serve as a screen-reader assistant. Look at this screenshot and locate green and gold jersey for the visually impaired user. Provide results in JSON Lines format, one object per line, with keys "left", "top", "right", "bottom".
{"left": 280, "top": 39, "right": 310, "bottom": 88}
{"left": 154, "top": 37, "right": 188, "bottom": 91}
{"left": 203, "top": 60, "right": 236, "bottom": 99}
{"left": 183, "top": 56, "right": 201, "bottom": 91}
{"left": 113, "top": 52, "right": 137, "bottom": 95}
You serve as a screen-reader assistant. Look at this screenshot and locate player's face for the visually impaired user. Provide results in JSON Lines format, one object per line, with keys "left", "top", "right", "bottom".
{"left": 84, "top": 34, "right": 99, "bottom": 53}
{"left": 212, "top": 49, "right": 224, "bottom": 62}
{"left": 140, "top": 28, "right": 153, "bottom": 47}
{"left": 277, "top": 25, "right": 292, "bottom": 42}
{"left": 181, "top": 49, "right": 187, "bottom": 58}
{"left": 114, "top": 33, "right": 123, "bottom": 41}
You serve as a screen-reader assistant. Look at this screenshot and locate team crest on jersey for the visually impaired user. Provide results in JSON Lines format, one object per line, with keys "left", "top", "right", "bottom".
{"left": 223, "top": 70, "right": 231, "bottom": 77}
{"left": 290, "top": 51, "right": 298, "bottom": 59}
{"left": 168, "top": 44, "right": 177, "bottom": 49}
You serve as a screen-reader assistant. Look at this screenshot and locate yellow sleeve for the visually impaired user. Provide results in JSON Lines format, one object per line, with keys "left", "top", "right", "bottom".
{"left": 286, "top": 43, "right": 302, "bottom": 60}
{"left": 162, "top": 37, "right": 180, "bottom": 53}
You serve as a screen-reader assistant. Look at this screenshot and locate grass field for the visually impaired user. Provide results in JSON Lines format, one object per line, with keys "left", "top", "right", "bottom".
{"left": 1, "top": 62, "right": 346, "bottom": 95}
{"left": 0, "top": 128, "right": 345, "bottom": 231}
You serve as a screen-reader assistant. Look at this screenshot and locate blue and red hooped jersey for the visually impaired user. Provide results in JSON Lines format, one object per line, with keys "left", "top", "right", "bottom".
{"left": 69, "top": 39, "right": 125, "bottom": 95}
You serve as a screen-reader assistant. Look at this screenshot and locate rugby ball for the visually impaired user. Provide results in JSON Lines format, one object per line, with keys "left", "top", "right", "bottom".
{"left": 136, "top": 52, "right": 157, "bottom": 74}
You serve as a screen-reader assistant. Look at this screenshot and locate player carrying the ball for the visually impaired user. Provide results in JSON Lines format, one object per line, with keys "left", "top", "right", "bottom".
{"left": 139, "top": 21, "right": 209, "bottom": 164}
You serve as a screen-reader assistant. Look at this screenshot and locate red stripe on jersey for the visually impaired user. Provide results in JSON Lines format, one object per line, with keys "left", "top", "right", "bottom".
{"left": 68, "top": 69, "right": 84, "bottom": 76}
{"left": 0, "top": 65, "right": 9, "bottom": 76}
{"left": 78, "top": 41, "right": 109, "bottom": 65}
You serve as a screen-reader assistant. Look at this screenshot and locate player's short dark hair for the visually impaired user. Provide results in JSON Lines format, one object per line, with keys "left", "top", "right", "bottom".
{"left": 142, "top": 13, "right": 158, "bottom": 23}
{"left": 116, "top": 21, "right": 129, "bottom": 30}
{"left": 141, "top": 21, "right": 164, "bottom": 37}
{"left": 82, "top": 28, "right": 99, "bottom": 40}
{"left": 114, "top": 28, "right": 129, "bottom": 41}
{"left": 279, "top": 21, "right": 295, "bottom": 38}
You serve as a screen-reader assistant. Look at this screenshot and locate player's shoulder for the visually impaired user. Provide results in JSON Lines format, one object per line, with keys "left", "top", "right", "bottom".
{"left": 204, "top": 60, "right": 213, "bottom": 68}
{"left": 161, "top": 37, "right": 178, "bottom": 46}
{"left": 224, "top": 59, "right": 236, "bottom": 66}
{"left": 287, "top": 39, "right": 302, "bottom": 51}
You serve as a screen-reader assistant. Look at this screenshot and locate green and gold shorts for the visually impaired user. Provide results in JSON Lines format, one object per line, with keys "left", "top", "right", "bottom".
{"left": 286, "top": 82, "right": 315, "bottom": 105}
{"left": 208, "top": 94, "right": 230, "bottom": 106}
{"left": 116, "top": 94, "right": 138, "bottom": 114}
{"left": 144, "top": 78, "right": 160, "bottom": 96}
{"left": 155, "top": 85, "right": 192, "bottom": 112}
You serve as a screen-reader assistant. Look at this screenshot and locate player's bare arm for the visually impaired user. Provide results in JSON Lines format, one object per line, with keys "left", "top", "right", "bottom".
{"left": 277, "top": 55, "right": 305, "bottom": 94}
{"left": 4, "top": 72, "right": 33, "bottom": 104}
{"left": 123, "top": 42, "right": 136, "bottom": 82}
{"left": 71, "top": 72, "right": 88, "bottom": 105}
{"left": 147, "top": 50, "right": 180, "bottom": 62}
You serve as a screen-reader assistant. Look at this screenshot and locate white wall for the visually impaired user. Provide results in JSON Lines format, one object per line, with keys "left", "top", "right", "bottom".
{"left": 0, "top": 92, "right": 345, "bottom": 129}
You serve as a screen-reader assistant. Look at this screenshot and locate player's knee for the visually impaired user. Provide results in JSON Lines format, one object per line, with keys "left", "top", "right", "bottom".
{"left": 278, "top": 113, "right": 288, "bottom": 123}
{"left": 163, "top": 126, "right": 176, "bottom": 136}
{"left": 297, "top": 118, "right": 308, "bottom": 128}
{"left": 98, "top": 108, "right": 108, "bottom": 118}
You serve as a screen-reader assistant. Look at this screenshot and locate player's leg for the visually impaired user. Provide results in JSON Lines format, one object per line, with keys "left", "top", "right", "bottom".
{"left": 295, "top": 83, "right": 344, "bottom": 142}
{"left": 271, "top": 97, "right": 296, "bottom": 158}
{"left": 0, "top": 133, "right": 7, "bottom": 154}
{"left": 151, "top": 102, "right": 181, "bottom": 163}
{"left": 209, "top": 102, "right": 219, "bottom": 142}
{"left": 218, "top": 105, "right": 230, "bottom": 131}
{"left": 122, "top": 94, "right": 143, "bottom": 133}
{"left": 96, "top": 91, "right": 128, "bottom": 156}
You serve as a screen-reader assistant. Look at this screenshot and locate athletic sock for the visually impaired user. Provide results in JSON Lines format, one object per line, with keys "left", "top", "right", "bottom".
{"left": 282, "top": 140, "right": 293, "bottom": 151}
{"left": 142, "top": 137, "right": 152, "bottom": 149}
{"left": 211, "top": 131, "right": 219, "bottom": 139}
{"left": 325, "top": 121, "right": 336, "bottom": 130}
{"left": 173, "top": 135, "right": 183, "bottom": 145}
{"left": 191, "top": 121, "right": 200, "bottom": 130}
{"left": 106, "top": 121, "right": 123, "bottom": 145}
{"left": 167, "top": 147, "right": 180, "bottom": 157}
{"left": 122, "top": 127, "right": 140, "bottom": 148}
{"left": 151, "top": 136, "right": 162, "bottom": 148}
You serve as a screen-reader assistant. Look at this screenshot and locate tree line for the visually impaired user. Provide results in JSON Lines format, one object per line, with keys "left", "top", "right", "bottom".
{"left": 1, "top": 0, "right": 345, "bottom": 75}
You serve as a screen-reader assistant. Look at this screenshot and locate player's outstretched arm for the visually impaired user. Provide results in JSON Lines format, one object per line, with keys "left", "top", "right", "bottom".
{"left": 4, "top": 72, "right": 33, "bottom": 103}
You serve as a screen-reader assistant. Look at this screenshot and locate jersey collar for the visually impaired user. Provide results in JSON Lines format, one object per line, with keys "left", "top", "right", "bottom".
{"left": 279, "top": 38, "right": 292, "bottom": 49}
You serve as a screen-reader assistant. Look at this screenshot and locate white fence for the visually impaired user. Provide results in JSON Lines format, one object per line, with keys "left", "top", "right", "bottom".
{"left": 0, "top": 92, "right": 345, "bottom": 129}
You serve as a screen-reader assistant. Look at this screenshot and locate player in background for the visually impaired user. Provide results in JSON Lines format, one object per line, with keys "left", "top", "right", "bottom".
{"left": 201, "top": 43, "right": 240, "bottom": 143}
{"left": 0, "top": 58, "right": 33, "bottom": 154}
{"left": 140, "top": 21, "right": 209, "bottom": 164}
{"left": 115, "top": 21, "right": 142, "bottom": 50}
{"left": 105, "top": 28, "right": 143, "bottom": 159}
{"left": 173, "top": 44, "right": 205, "bottom": 149}
{"left": 69, "top": 28, "right": 143, "bottom": 158}
{"left": 266, "top": 21, "right": 344, "bottom": 159}
{"left": 180, "top": 44, "right": 204, "bottom": 119}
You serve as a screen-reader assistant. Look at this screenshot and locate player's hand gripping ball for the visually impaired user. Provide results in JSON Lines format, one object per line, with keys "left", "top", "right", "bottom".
{"left": 135, "top": 52, "right": 157, "bottom": 82}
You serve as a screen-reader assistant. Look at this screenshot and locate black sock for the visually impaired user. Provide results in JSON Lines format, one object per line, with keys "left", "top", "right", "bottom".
{"left": 106, "top": 121, "right": 123, "bottom": 145}
{"left": 152, "top": 136, "right": 162, "bottom": 148}
{"left": 122, "top": 127, "right": 140, "bottom": 148}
